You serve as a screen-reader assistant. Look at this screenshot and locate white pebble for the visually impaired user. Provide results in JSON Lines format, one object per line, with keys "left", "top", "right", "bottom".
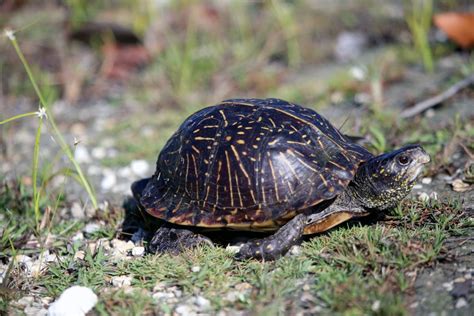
{"left": 455, "top": 297, "right": 468, "bottom": 309}
{"left": 418, "top": 192, "right": 430, "bottom": 202}
{"left": 175, "top": 305, "right": 195, "bottom": 316}
{"left": 112, "top": 275, "right": 132, "bottom": 287}
{"left": 72, "top": 232, "right": 84, "bottom": 242}
{"left": 131, "top": 247, "right": 145, "bottom": 257}
{"left": 421, "top": 177, "right": 432, "bottom": 184}
{"left": 118, "top": 167, "right": 132, "bottom": 178}
{"left": 70, "top": 202, "right": 85, "bottom": 219}
{"left": 429, "top": 192, "right": 438, "bottom": 200}
{"left": 371, "top": 300, "right": 381, "bottom": 312}
{"left": 91, "top": 147, "right": 106, "bottom": 159}
{"left": 101, "top": 170, "right": 117, "bottom": 191}
{"left": 225, "top": 245, "right": 242, "bottom": 254}
{"left": 87, "top": 165, "right": 102, "bottom": 176}
{"left": 152, "top": 292, "right": 175, "bottom": 301}
{"left": 289, "top": 245, "right": 302, "bottom": 256}
{"left": 83, "top": 223, "right": 101, "bottom": 235}
{"left": 195, "top": 296, "right": 211, "bottom": 309}
{"left": 191, "top": 266, "right": 201, "bottom": 273}
{"left": 74, "top": 145, "right": 91, "bottom": 164}
{"left": 111, "top": 239, "right": 135, "bottom": 254}
{"left": 413, "top": 184, "right": 423, "bottom": 190}
{"left": 47, "top": 286, "right": 98, "bottom": 316}
{"left": 130, "top": 160, "right": 150, "bottom": 177}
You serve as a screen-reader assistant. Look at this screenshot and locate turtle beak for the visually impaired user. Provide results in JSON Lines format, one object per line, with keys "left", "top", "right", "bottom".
{"left": 408, "top": 146, "right": 430, "bottom": 182}
{"left": 415, "top": 147, "right": 430, "bottom": 165}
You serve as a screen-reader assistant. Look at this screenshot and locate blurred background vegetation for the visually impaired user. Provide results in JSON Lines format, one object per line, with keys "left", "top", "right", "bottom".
{"left": 0, "top": 0, "right": 473, "bottom": 193}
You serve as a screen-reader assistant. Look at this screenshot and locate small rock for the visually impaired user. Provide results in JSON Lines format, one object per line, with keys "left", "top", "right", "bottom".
{"left": 70, "top": 202, "right": 85, "bottom": 219}
{"left": 413, "top": 184, "right": 423, "bottom": 190}
{"left": 16, "top": 296, "right": 34, "bottom": 307}
{"left": 418, "top": 192, "right": 430, "bottom": 202}
{"left": 454, "top": 277, "right": 466, "bottom": 283}
{"left": 83, "top": 223, "right": 101, "bottom": 235}
{"left": 101, "top": 170, "right": 117, "bottom": 191}
{"left": 152, "top": 291, "right": 175, "bottom": 301}
{"left": 225, "top": 245, "right": 242, "bottom": 254}
{"left": 452, "top": 179, "right": 471, "bottom": 192}
{"left": 111, "top": 239, "right": 135, "bottom": 258}
{"left": 334, "top": 31, "right": 368, "bottom": 62}
{"left": 356, "top": 92, "right": 373, "bottom": 105}
{"left": 131, "top": 246, "right": 145, "bottom": 257}
{"left": 350, "top": 66, "right": 366, "bottom": 81}
{"left": 175, "top": 304, "right": 195, "bottom": 316}
{"left": 195, "top": 296, "right": 211, "bottom": 309}
{"left": 91, "top": 147, "right": 106, "bottom": 159}
{"left": 48, "top": 286, "right": 98, "bottom": 316}
{"left": 421, "top": 177, "right": 432, "bottom": 184}
{"left": 118, "top": 167, "right": 132, "bottom": 178}
{"left": 429, "top": 192, "right": 438, "bottom": 200}
{"left": 235, "top": 282, "right": 252, "bottom": 292}
{"left": 74, "top": 251, "right": 85, "bottom": 260}
{"left": 425, "top": 109, "right": 435, "bottom": 118}
{"left": 455, "top": 297, "right": 468, "bottom": 309}
{"left": 87, "top": 165, "right": 102, "bottom": 176}
{"left": 289, "top": 245, "right": 301, "bottom": 256}
{"left": 112, "top": 275, "right": 132, "bottom": 287}
{"left": 442, "top": 281, "right": 453, "bottom": 292}
{"left": 72, "top": 232, "right": 84, "bottom": 242}
{"left": 14, "top": 254, "right": 32, "bottom": 264}
{"left": 130, "top": 160, "right": 150, "bottom": 177}
{"left": 74, "top": 145, "right": 91, "bottom": 164}
{"left": 371, "top": 300, "right": 381, "bottom": 312}
{"left": 191, "top": 266, "right": 201, "bottom": 273}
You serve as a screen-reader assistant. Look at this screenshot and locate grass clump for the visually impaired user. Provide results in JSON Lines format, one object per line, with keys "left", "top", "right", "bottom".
{"left": 1, "top": 28, "right": 97, "bottom": 229}
{"left": 404, "top": 0, "right": 434, "bottom": 73}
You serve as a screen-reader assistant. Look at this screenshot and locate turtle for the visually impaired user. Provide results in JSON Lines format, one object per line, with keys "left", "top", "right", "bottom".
{"left": 130, "top": 98, "right": 430, "bottom": 260}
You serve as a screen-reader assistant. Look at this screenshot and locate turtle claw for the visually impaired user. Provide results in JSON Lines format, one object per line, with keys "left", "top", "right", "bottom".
{"left": 235, "top": 214, "right": 306, "bottom": 261}
{"left": 147, "top": 226, "right": 213, "bottom": 255}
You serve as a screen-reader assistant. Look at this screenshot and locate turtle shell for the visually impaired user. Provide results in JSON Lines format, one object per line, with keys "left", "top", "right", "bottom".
{"left": 140, "top": 98, "right": 373, "bottom": 231}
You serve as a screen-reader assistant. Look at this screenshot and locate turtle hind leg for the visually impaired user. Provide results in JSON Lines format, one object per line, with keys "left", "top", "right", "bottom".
{"left": 235, "top": 214, "right": 306, "bottom": 261}
{"left": 147, "top": 224, "right": 214, "bottom": 255}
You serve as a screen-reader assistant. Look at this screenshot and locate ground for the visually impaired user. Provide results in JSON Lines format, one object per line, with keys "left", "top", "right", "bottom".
{"left": 0, "top": 1, "right": 473, "bottom": 315}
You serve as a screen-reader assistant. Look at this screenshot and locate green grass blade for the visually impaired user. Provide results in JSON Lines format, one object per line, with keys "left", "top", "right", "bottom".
{"left": 0, "top": 112, "right": 37, "bottom": 125}
{"left": 6, "top": 30, "right": 98, "bottom": 209}
{"left": 32, "top": 118, "right": 42, "bottom": 227}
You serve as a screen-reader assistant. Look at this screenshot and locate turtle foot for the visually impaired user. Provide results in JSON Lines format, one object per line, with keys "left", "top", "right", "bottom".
{"left": 235, "top": 214, "right": 306, "bottom": 261}
{"left": 147, "top": 226, "right": 214, "bottom": 255}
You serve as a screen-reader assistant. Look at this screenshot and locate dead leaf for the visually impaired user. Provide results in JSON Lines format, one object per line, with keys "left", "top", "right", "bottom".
{"left": 434, "top": 13, "right": 474, "bottom": 49}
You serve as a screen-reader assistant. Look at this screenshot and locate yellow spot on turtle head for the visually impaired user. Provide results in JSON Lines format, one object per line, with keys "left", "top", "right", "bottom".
{"left": 226, "top": 136, "right": 232, "bottom": 141}
{"left": 236, "top": 140, "right": 245, "bottom": 144}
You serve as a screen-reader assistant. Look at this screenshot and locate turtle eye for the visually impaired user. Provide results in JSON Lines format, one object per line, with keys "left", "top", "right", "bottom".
{"left": 397, "top": 155, "right": 411, "bottom": 165}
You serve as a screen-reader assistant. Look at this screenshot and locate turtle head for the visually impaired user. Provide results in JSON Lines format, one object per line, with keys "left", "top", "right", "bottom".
{"left": 350, "top": 144, "right": 430, "bottom": 210}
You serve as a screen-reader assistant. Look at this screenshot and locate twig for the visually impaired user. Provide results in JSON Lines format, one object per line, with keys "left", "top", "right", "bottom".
{"left": 400, "top": 73, "right": 474, "bottom": 118}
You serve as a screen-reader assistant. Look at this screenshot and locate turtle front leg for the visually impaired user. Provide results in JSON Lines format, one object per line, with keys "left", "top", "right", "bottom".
{"left": 235, "top": 214, "right": 306, "bottom": 261}
{"left": 148, "top": 225, "right": 214, "bottom": 255}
